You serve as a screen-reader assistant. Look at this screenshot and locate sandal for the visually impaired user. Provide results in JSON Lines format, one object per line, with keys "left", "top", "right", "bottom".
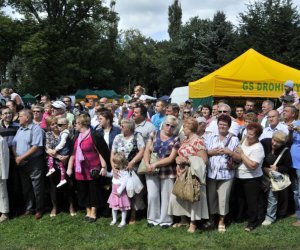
{"left": 172, "top": 223, "right": 189, "bottom": 228}
{"left": 129, "top": 219, "right": 136, "bottom": 225}
{"left": 187, "top": 224, "right": 196, "bottom": 233}
{"left": 218, "top": 224, "right": 226, "bottom": 233}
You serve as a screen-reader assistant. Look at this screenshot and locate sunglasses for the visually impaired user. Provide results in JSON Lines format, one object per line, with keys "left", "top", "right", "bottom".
{"left": 57, "top": 124, "right": 67, "bottom": 127}
{"left": 183, "top": 111, "right": 191, "bottom": 114}
{"left": 166, "top": 123, "right": 176, "bottom": 129}
{"left": 33, "top": 110, "right": 41, "bottom": 113}
{"left": 218, "top": 110, "right": 228, "bottom": 114}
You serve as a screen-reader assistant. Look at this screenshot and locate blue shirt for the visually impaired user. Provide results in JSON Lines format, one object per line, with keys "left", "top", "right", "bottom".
{"left": 13, "top": 123, "right": 44, "bottom": 158}
{"left": 151, "top": 113, "right": 166, "bottom": 131}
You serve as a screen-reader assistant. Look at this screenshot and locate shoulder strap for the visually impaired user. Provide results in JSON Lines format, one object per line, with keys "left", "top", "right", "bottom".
{"left": 274, "top": 147, "right": 289, "bottom": 166}
{"left": 224, "top": 135, "right": 232, "bottom": 147}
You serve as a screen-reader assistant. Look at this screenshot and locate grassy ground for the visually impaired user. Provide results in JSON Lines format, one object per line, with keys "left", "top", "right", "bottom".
{"left": 0, "top": 211, "right": 299, "bottom": 250}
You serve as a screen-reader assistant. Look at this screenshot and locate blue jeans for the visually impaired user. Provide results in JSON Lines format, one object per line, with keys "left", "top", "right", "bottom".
{"left": 292, "top": 169, "right": 300, "bottom": 220}
{"left": 265, "top": 188, "right": 278, "bottom": 222}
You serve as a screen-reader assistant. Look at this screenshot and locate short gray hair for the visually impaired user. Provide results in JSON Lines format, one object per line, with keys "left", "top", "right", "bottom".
{"left": 163, "top": 115, "right": 178, "bottom": 127}
{"left": 121, "top": 118, "right": 135, "bottom": 133}
{"left": 218, "top": 103, "right": 231, "bottom": 114}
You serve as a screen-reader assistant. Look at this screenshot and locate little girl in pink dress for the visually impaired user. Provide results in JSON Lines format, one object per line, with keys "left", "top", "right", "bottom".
{"left": 107, "top": 152, "right": 131, "bottom": 228}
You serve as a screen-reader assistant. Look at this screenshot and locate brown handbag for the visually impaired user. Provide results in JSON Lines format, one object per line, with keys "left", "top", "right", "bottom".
{"left": 172, "top": 167, "right": 200, "bottom": 202}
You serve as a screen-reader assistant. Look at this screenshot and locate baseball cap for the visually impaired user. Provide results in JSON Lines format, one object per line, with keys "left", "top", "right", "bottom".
{"left": 51, "top": 101, "right": 66, "bottom": 111}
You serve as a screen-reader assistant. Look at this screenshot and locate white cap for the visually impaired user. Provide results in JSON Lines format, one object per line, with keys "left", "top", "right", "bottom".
{"left": 51, "top": 101, "right": 66, "bottom": 111}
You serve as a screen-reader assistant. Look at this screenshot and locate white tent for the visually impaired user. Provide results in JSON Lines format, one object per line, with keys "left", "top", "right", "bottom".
{"left": 170, "top": 86, "right": 189, "bottom": 104}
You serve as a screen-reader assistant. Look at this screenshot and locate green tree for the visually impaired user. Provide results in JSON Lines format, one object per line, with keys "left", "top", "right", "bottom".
{"left": 168, "top": 0, "right": 182, "bottom": 41}
{"left": 237, "top": 0, "right": 300, "bottom": 67}
{"left": 4, "top": 0, "right": 118, "bottom": 95}
{"left": 190, "top": 11, "right": 236, "bottom": 81}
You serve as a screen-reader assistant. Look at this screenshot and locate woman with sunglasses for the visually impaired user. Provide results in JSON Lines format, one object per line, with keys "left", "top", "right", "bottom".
{"left": 45, "top": 116, "right": 76, "bottom": 217}
{"left": 168, "top": 117, "right": 209, "bottom": 233}
{"left": 143, "top": 115, "right": 180, "bottom": 228}
{"left": 182, "top": 109, "right": 192, "bottom": 121}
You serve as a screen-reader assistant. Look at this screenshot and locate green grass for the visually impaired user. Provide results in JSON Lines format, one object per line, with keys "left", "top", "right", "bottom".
{"left": 0, "top": 211, "right": 299, "bottom": 250}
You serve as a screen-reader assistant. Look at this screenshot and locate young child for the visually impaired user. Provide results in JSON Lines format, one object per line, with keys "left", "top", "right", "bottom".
{"left": 278, "top": 80, "right": 299, "bottom": 113}
{"left": 46, "top": 117, "right": 71, "bottom": 188}
{"left": 40, "top": 102, "right": 52, "bottom": 129}
{"left": 107, "top": 152, "right": 131, "bottom": 228}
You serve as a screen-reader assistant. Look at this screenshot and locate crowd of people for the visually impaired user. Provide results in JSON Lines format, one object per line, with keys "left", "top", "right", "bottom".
{"left": 0, "top": 82, "right": 300, "bottom": 234}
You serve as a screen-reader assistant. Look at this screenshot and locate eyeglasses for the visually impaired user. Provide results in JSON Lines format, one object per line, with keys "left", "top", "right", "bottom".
{"left": 183, "top": 111, "right": 191, "bottom": 114}
{"left": 166, "top": 123, "right": 176, "bottom": 129}
{"left": 218, "top": 110, "right": 228, "bottom": 114}
{"left": 57, "top": 124, "right": 67, "bottom": 127}
{"left": 33, "top": 110, "right": 41, "bottom": 113}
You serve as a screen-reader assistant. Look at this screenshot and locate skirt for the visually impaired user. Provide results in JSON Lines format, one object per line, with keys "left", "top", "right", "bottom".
{"left": 107, "top": 184, "right": 131, "bottom": 210}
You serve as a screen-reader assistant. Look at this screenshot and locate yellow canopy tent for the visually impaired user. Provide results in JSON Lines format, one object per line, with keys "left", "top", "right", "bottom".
{"left": 189, "top": 48, "right": 300, "bottom": 106}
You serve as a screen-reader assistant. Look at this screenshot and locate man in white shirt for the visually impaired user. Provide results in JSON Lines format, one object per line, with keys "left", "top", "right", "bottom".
{"left": 259, "top": 110, "right": 289, "bottom": 140}
{"left": 260, "top": 100, "right": 274, "bottom": 128}
{"left": 205, "top": 103, "right": 240, "bottom": 136}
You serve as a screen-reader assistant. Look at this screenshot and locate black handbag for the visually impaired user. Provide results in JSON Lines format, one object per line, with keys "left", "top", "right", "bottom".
{"left": 90, "top": 168, "right": 101, "bottom": 179}
{"left": 127, "top": 132, "right": 140, "bottom": 162}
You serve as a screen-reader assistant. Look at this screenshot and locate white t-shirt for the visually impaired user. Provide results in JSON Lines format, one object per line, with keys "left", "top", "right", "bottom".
{"left": 236, "top": 140, "right": 265, "bottom": 179}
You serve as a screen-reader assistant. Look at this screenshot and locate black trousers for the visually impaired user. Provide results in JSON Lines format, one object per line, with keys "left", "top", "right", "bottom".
{"left": 18, "top": 155, "right": 45, "bottom": 213}
{"left": 235, "top": 177, "right": 262, "bottom": 228}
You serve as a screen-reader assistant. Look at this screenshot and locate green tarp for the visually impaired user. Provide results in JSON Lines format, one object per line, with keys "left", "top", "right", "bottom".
{"left": 74, "top": 89, "right": 120, "bottom": 99}
{"left": 22, "top": 93, "right": 36, "bottom": 103}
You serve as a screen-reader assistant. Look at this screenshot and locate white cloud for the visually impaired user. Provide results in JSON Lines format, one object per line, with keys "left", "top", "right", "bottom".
{"left": 114, "top": 0, "right": 300, "bottom": 40}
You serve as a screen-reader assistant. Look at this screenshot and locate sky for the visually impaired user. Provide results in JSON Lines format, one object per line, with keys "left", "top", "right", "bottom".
{"left": 3, "top": 0, "right": 300, "bottom": 41}
{"left": 114, "top": 0, "right": 300, "bottom": 41}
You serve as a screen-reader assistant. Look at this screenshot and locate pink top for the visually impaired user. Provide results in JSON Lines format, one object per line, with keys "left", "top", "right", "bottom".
{"left": 40, "top": 112, "right": 50, "bottom": 129}
{"left": 73, "top": 135, "right": 101, "bottom": 181}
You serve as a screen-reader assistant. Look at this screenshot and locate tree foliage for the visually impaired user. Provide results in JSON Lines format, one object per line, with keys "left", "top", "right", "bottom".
{"left": 237, "top": 0, "right": 300, "bottom": 67}
{"left": 168, "top": 0, "right": 182, "bottom": 41}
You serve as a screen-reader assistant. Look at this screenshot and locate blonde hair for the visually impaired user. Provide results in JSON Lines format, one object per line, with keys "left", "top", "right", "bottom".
{"left": 272, "top": 130, "right": 288, "bottom": 144}
{"left": 112, "top": 152, "right": 128, "bottom": 170}
{"left": 134, "top": 85, "right": 145, "bottom": 94}
{"left": 1, "top": 88, "right": 10, "bottom": 97}
{"left": 121, "top": 118, "right": 135, "bottom": 133}
{"left": 163, "top": 115, "right": 178, "bottom": 127}
{"left": 46, "top": 116, "right": 58, "bottom": 128}
{"left": 76, "top": 114, "right": 91, "bottom": 127}
{"left": 57, "top": 117, "right": 69, "bottom": 126}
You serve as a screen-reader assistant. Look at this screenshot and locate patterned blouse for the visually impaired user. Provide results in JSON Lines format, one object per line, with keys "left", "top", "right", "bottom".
{"left": 178, "top": 135, "right": 206, "bottom": 158}
{"left": 45, "top": 131, "right": 60, "bottom": 168}
{"left": 148, "top": 131, "right": 180, "bottom": 179}
{"left": 206, "top": 133, "right": 240, "bottom": 180}
{"left": 112, "top": 133, "right": 145, "bottom": 158}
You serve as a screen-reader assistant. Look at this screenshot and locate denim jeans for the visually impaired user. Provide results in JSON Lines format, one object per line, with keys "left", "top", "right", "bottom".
{"left": 265, "top": 188, "right": 278, "bottom": 222}
{"left": 292, "top": 169, "right": 300, "bottom": 220}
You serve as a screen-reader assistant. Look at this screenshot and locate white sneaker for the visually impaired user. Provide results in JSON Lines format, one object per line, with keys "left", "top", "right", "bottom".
{"left": 262, "top": 219, "right": 272, "bottom": 226}
{"left": 118, "top": 222, "right": 126, "bottom": 228}
{"left": 57, "top": 179, "right": 67, "bottom": 188}
{"left": 46, "top": 168, "right": 56, "bottom": 177}
{"left": 0, "top": 214, "right": 9, "bottom": 222}
{"left": 110, "top": 221, "right": 117, "bottom": 226}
